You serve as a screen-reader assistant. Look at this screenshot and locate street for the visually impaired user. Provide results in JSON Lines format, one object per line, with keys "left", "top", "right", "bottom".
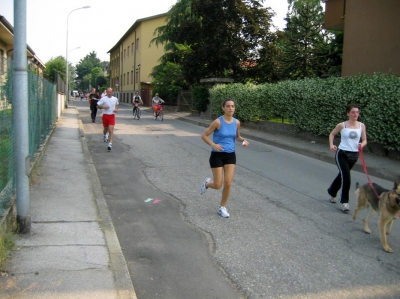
{"left": 76, "top": 100, "right": 400, "bottom": 299}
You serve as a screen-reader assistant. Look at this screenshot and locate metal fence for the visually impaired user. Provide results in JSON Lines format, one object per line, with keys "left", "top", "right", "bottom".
{"left": 0, "top": 57, "right": 58, "bottom": 218}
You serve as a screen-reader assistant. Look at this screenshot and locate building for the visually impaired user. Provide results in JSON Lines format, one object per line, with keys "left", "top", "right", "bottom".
{"left": 0, "top": 15, "right": 45, "bottom": 76}
{"left": 323, "top": 0, "right": 400, "bottom": 77}
{"left": 108, "top": 12, "right": 168, "bottom": 106}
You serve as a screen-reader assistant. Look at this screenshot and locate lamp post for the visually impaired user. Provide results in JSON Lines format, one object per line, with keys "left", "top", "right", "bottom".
{"left": 67, "top": 47, "right": 80, "bottom": 98}
{"left": 66, "top": 6, "right": 90, "bottom": 106}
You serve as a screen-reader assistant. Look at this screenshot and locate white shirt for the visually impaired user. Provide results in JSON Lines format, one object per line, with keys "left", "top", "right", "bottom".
{"left": 339, "top": 122, "right": 363, "bottom": 152}
{"left": 152, "top": 97, "right": 164, "bottom": 106}
{"left": 97, "top": 96, "right": 119, "bottom": 115}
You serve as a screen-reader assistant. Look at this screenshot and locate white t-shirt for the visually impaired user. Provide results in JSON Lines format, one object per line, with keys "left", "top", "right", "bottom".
{"left": 97, "top": 96, "right": 119, "bottom": 115}
{"left": 339, "top": 122, "right": 363, "bottom": 152}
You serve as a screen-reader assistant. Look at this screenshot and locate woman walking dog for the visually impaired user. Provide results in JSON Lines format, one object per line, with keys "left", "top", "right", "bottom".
{"left": 327, "top": 104, "right": 367, "bottom": 212}
{"left": 199, "top": 98, "right": 249, "bottom": 218}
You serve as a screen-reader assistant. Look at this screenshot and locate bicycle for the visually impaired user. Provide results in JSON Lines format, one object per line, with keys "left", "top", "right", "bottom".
{"left": 132, "top": 103, "right": 141, "bottom": 120}
{"left": 153, "top": 103, "right": 164, "bottom": 121}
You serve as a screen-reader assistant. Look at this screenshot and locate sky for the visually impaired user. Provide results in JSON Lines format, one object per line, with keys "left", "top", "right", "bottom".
{"left": 1, "top": 0, "right": 289, "bottom": 65}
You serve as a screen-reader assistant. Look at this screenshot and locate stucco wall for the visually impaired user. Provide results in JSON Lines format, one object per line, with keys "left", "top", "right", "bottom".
{"left": 342, "top": 0, "right": 400, "bottom": 76}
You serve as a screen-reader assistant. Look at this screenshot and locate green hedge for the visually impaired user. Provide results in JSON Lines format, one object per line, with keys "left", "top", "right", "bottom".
{"left": 209, "top": 73, "right": 400, "bottom": 150}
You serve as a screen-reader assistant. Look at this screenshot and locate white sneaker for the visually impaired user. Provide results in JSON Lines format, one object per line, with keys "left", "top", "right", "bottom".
{"left": 107, "top": 143, "right": 112, "bottom": 151}
{"left": 103, "top": 135, "right": 108, "bottom": 142}
{"left": 341, "top": 203, "right": 350, "bottom": 212}
{"left": 218, "top": 206, "right": 230, "bottom": 218}
{"left": 329, "top": 196, "right": 336, "bottom": 203}
{"left": 199, "top": 178, "right": 211, "bottom": 195}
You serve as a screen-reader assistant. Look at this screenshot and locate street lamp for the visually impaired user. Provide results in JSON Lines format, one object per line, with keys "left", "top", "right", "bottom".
{"left": 66, "top": 6, "right": 90, "bottom": 106}
{"left": 67, "top": 47, "right": 80, "bottom": 98}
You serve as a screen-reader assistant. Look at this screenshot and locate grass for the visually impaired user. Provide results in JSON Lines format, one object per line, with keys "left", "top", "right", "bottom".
{"left": 0, "top": 136, "right": 11, "bottom": 191}
{"left": 0, "top": 225, "right": 15, "bottom": 271}
{"left": 268, "top": 117, "right": 292, "bottom": 124}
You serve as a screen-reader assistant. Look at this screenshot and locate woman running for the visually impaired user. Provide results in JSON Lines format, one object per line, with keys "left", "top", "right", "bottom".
{"left": 327, "top": 103, "right": 367, "bottom": 212}
{"left": 199, "top": 98, "right": 249, "bottom": 218}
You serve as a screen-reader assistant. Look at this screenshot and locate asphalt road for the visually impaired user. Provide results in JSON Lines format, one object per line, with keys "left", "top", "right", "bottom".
{"left": 76, "top": 100, "right": 400, "bottom": 299}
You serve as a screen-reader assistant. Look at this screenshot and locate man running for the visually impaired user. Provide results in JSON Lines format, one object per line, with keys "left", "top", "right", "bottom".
{"left": 96, "top": 88, "right": 119, "bottom": 151}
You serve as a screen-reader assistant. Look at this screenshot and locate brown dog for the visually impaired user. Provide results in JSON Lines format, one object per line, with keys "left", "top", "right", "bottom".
{"left": 353, "top": 182, "right": 400, "bottom": 253}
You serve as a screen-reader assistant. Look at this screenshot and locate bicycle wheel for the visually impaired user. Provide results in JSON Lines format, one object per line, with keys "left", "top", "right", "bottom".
{"left": 133, "top": 108, "right": 137, "bottom": 119}
{"left": 137, "top": 108, "right": 141, "bottom": 120}
{"left": 159, "top": 110, "right": 164, "bottom": 121}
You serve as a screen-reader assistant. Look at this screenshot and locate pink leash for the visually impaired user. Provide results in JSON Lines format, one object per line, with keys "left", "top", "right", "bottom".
{"left": 358, "top": 146, "right": 382, "bottom": 200}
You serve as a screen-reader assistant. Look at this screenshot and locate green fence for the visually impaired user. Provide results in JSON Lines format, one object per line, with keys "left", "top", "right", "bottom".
{"left": 0, "top": 57, "right": 57, "bottom": 218}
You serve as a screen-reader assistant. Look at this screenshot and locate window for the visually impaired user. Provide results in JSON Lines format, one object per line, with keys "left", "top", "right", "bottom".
{"left": 136, "top": 38, "right": 139, "bottom": 51}
{"left": 131, "top": 43, "right": 134, "bottom": 54}
{"left": 127, "top": 72, "right": 129, "bottom": 85}
{"left": 127, "top": 46, "right": 130, "bottom": 57}
{"left": 124, "top": 74, "right": 126, "bottom": 86}
{"left": 131, "top": 71, "right": 133, "bottom": 84}
{"left": 124, "top": 49, "right": 126, "bottom": 59}
{"left": 135, "top": 69, "right": 139, "bottom": 83}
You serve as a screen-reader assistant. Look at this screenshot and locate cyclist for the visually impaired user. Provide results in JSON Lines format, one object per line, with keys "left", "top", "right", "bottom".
{"left": 152, "top": 93, "right": 164, "bottom": 118}
{"left": 132, "top": 91, "right": 143, "bottom": 118}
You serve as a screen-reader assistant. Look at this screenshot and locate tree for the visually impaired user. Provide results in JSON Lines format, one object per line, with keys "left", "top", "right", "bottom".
{"left": 150, "top": 61, "right": 189, "bottom": 102}
{"left": 44, "top": 56, "right": 66, "bottom": 82}
{"left": 152, "top": 0, "right": 276, "bottom": 85}
{"left": 44, "top": 56, "right": 76, "bottom": 91}
{"left": 90, "top": 67, "right": 103, "bottom": 89}
{"left": 279, "top": 0, "right": 329, "bottom": 79}
{"left": 75, "top": 51, "right": 101, "bottom": 91}
{"left": 325, "top": 30, "right": 343, "bottom": 76}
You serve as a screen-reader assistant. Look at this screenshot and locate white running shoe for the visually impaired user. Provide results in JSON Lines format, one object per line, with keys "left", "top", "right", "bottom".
{"left": 341, "top": 203, "right": 349, "bottom": 212}
{"left": 107, "top": 143, "right": 112, "bottom": 151}
{"left": 218, "top": 206, "right": 230, "bottom": 218}
{"left": 329, "top": 196, "right": 336, "bottom": 203}
{"left": 199, "top": 178, "right": 211, "bottom": 195}
{"left": 103, "top": 135, "right": 108, "bottom": 142}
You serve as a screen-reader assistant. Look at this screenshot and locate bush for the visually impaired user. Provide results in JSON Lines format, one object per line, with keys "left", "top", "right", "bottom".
{"left": 208, "top": 73, "right": 400, "bottom": 150}
{"left": 192, "top": 85, "right": 209, "bottom": 112}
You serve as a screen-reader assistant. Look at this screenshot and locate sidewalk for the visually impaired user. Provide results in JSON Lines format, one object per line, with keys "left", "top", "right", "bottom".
{"left": 0, "top": 107, "right": 136, "bottom": 299}
{"left": 174, "top": 112, "right": 400, "bottom": 183}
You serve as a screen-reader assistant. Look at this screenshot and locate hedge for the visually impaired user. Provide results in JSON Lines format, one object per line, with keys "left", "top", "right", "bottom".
{"left": 209, "top": 73, "right": 400, "bottom": 150}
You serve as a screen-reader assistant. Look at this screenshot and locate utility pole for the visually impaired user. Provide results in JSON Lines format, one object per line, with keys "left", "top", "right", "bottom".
{"left": 13, "top": 0, "right": 31, "bottom": 233}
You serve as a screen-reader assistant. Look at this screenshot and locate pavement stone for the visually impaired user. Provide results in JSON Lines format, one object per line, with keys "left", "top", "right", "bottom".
{"left": 0, "top": 106, "right": 137, "bottom": 299}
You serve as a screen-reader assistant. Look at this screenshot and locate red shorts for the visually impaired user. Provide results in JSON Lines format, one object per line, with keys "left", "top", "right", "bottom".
{"left": 102, "top": 114, "right": 116, "bottom": 127}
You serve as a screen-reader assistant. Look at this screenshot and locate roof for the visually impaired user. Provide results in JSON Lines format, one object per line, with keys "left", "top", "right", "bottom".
{"left": 0, "top": 15, "right": 45, "bottom": 68}
{"left": 107, "top": 12, "right": 169, "bottom": 54}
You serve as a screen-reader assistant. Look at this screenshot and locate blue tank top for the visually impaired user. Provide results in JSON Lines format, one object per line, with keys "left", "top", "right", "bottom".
{"left": 212, "top": 116, "right": 237, "bottom": 153}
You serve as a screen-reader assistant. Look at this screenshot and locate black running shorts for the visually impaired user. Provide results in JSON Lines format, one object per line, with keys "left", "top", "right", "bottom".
{"left": 209, "top": 152, "right": 236, "bottom": 168}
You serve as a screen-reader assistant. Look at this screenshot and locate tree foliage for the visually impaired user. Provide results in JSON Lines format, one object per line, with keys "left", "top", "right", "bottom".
{"left": 151, "top": 0, "right": 277, "bottom": 85}
{"left": 75, "top": 51, "right": 101, "bottom": 91}
{"left": 44, "top": 56, "right": 67, "bottom": 82}
{"left": 151, "top": 61, "right": 188, "bottom": 102}
{"left": 279, "top": 0, "right": 329, "bottom": 79}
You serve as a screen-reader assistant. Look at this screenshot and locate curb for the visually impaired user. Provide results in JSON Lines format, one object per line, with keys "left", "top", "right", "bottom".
{"left": 76, "top": 107, "right": 137, "bottom": 299}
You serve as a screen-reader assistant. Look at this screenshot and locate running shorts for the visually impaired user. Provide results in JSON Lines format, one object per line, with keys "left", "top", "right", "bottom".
{"left": 102, "top": 114, "right": 116, "bottom": 127}
{"left": 209, "top": 152, "right": 236, "bottom": 168}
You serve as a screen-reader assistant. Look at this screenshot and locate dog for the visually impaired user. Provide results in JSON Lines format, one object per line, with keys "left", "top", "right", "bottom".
{"left": 353, "top": 181, "right": 400, "bottom": 253}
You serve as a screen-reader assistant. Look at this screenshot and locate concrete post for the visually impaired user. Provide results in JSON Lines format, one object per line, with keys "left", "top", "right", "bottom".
{"left": 13, "top": 0, "right": 31, "bottom": 233}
